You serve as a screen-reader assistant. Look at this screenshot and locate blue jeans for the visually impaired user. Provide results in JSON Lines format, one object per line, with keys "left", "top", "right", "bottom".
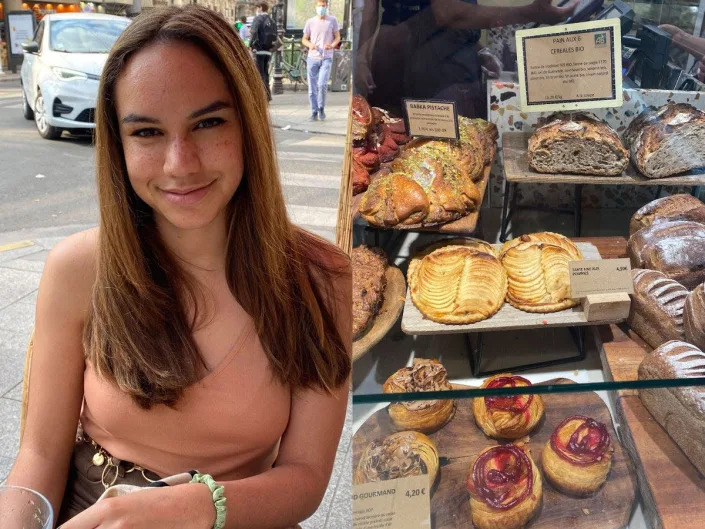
{"left": 307, "top": 56, "right": 332, "bottom": 113}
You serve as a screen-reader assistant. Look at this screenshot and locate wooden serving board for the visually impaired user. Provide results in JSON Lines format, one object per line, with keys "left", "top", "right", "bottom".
{"left": 353, "top": 266, "right": 406, "bottom": 362}
{"left": 503, "top": 132, "right": 705, "bottom": 185}
{"left": 351, "top": 165, "right": 491, "bottom": 235}
{"left": 594, "top": 323, "right": 705, "bottom": 529}
{"left": 401, "top": 242, "right": 627, "bottom": 335}
{"left": 353, "top": 379, "right": 636, "bottom": 529}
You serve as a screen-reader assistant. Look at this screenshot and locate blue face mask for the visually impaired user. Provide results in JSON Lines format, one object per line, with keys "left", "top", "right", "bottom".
{"left": 316, "top": 6, "right": 327, "bottom": 16}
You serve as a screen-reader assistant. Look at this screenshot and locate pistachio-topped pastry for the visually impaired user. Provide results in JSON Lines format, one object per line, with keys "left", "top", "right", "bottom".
{"left": 354, "top": 431, "right": 440, "bottom": 488}
{"left": 383, "top": 358, "right": 456, "bottom": 433}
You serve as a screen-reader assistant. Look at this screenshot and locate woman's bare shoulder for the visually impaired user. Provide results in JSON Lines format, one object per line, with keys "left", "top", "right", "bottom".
{"left": 42, "top": 227, "right": 98, "bottom": 312}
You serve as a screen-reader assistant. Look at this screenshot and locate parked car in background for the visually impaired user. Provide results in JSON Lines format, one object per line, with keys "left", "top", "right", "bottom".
{"left": 20, "top": 13, "right": 130, "bottom": 140}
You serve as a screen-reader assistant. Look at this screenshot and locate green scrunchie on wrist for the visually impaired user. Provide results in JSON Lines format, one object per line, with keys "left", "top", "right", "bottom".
{"left": 191, "top": 472, "right": 227, "bottom": 529}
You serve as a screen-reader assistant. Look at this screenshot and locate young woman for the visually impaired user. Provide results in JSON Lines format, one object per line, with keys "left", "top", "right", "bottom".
{"left": 6, "top": 6, "right": 351, "bottom": 529}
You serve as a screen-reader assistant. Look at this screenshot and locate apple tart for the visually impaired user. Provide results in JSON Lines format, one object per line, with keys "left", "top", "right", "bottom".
{"left": 354, "top": 431, "right": 440, "bottom": 488}
{"left": 499, "top": 232, "right": 582, "bottom": 260}
{"left": 408, "top": 245, "right": 507, "bottom": 324}
{"left": 501, "top": 240, "right": 580, "bottom": 313}
{"left": 542, "top": 415, "right": 612, "bottom": 495}
{"left": 473, "top": 374, "right": 545, "bottom": 439}
{"left": 383, "top": 358, "right": 456, "bottom": 433}
{"left": 467, "top": 444, "right": 542, "bottom": 529}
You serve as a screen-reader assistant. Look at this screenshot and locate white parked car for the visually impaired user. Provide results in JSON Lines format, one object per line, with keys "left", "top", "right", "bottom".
{"left": 20, "top": 13, "right": 130, "bottom": 140}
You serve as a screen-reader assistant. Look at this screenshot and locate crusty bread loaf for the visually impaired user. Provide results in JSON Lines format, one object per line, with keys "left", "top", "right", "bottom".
{"left": 528, "top": 112, "right": 628, "bottom": 175}
{"left": 627, "top": 269, "right": 688, "bottom": 348}
{"left": 685, "top": 283, "right": 705, "bottom": 351}
{"left": 627, "top": 220, "right": 705, "bottom": 290}
{"left": 352, "top": 246, "right": 388, "bottom": 340}
{"left": 629, "top": 194, "right": 705, "bottom": 236}
{"left": 638, "top": 340, "right": 705, "bottom": 477}
{"left": 624, "top": 102, "right": 705, "bottom": 178}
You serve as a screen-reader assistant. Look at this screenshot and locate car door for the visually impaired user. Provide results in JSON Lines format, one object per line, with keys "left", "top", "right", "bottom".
{"left": 22, "top": 20, "right": 45, "bottom": 108}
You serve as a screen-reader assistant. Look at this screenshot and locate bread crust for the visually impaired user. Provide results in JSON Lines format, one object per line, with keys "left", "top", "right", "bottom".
{"left": 629, "top": 194, "right": 705, "bottom": 236}
{"left": 638, "top": 340, "right": 705, "bottom": 476}
{"left": 627, "top": 268, "right": 687, "bottom": 348}
{"left": 528, "top": 112, "right": 628, "bottom": 175}
{"left": 627, "top": 220, "right": 705, "bottom": 290}
{"left": 684, "top": 284, "right": 705, "bottom": 351}
{"left": 624, "top": 103, "right": 705, "bottom": 178}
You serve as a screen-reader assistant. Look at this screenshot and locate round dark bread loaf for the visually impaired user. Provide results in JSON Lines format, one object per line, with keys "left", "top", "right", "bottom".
{"left": 624, "top": 103, "right": 705, "bottom": 178}
{"left": 528, "top": 112, "right": 628, "bottom": 176}
{"left": 685, "top": 283, "right": 705, "bottom": 352}
{"left": 629, "top": 194, "right": 705, "bottom": 236}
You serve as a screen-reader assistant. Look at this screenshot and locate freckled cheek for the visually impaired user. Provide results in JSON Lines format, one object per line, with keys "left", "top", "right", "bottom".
{"left": 204, "top": 137, "right": 245, "bottom": 178}
{"left": 123, "top": 143, "right": 165, "bottom": 194}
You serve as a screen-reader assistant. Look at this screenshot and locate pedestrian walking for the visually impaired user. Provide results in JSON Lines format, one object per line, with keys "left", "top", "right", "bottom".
{"left": 302, "top": 0, "right": 340, "bottom": 120}
{"left": 249, "top": 2, "right": 278, "bottom": 101}
{"left": 237, "top": 16, "right": 249, "bottom": 43}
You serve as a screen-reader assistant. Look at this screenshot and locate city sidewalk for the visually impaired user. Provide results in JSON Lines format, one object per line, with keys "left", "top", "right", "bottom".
{"left": 1, "top": 70, "right": 349, "bottom": 137}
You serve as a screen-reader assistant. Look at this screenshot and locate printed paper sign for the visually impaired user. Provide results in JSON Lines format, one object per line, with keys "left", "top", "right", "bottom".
{"left": 516, "top": 19, "right": 622, "bottom": 112}
{"left": 570, "top": 259, "right": 633, "bottom": 298}
{"left": 8, "top": 13, "right": 35, "bottom": 57}
{"left": 353, "top": 474, "right": 431, "bottom": 529}
{"left": 403, "top": 99, "right": 459, "bottom": 141}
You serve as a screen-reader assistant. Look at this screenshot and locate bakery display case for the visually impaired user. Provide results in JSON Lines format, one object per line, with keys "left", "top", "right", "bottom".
{"left": 345, "top": 1, "right": 705, "bottom": 528}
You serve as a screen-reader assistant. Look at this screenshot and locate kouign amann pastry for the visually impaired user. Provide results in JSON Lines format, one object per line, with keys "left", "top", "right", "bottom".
{"left": 354, "top": 431, "right": 440, "bottom": 488}
{"left": 541, "top": 415, "right": 612, "bottom": 495}
{"left": 624, "top": 102, "right": 705, "bottom": 178}
{"left": 408, "top": 245, "right": 507, "bottom": 324}
{"left": 473, "top": 374, "right": 544, "bottom": 439}
{"left": 467, "top": 444, "right": 542, "bottom": 529}
{"left": 501, "top": 240, "right": 580, "bottom": 313}
{"left": 528, "top": 112, "right": 628, "bottom": 175}
{"left": 383, "top": 358, "right": 455, "bottom": 433}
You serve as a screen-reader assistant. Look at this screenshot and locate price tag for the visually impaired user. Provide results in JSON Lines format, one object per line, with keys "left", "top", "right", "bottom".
{"left": 353, "top": 474, "right": 431, "bottom": 529}
{"left": 570, "top": 259, "right": 634, "bottom": 298}
{"left": 516, "top": 19, "right": 622, "bottom": 112}
{"left": 403, "top": 99, "right": 459, "bottom": 141}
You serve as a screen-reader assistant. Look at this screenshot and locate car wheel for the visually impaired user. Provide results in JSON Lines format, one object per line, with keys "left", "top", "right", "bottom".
{"left": 21, "top": 85, "right": 34, "bottom": 120}
{"left": 34, "top": 91, "right": 62, "bottom": 140}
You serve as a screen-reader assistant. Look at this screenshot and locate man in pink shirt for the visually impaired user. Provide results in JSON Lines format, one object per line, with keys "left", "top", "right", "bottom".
{"left": 302, "top": 0, "right": 341, "bottom": 120}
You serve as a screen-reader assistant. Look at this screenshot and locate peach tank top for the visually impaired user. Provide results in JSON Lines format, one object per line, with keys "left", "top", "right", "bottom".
{"left": 80, "top": 317, "right": 291, "bottom": 480}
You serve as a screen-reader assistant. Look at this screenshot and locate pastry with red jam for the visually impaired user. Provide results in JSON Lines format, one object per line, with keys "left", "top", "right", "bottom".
{"left": 473, "top": 374, "right": 544, "bottom": 439}
{"left": 542, "top": 415, "right": 612, "bottom": 495}
{"left": 467, "top": 444, "right": 542, "bottom": 529}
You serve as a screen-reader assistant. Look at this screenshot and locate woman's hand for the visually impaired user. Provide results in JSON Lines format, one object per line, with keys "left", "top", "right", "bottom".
{"left": 58, "top": 484, "right": 215, "bottom": 529}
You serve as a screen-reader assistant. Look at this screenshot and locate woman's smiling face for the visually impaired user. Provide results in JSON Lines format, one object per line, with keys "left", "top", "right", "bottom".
{"left": 115, "top": 40, "right": 244, "bottom": 231}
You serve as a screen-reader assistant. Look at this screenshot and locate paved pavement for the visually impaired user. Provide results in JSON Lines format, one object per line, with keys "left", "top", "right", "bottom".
{"left": 0, "top": 85, "right": 352, "bottom": 528}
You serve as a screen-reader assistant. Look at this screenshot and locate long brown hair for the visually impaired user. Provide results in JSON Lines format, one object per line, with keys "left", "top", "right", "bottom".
{"left": 85, "top": 5, "right": 350, "bottom": 409}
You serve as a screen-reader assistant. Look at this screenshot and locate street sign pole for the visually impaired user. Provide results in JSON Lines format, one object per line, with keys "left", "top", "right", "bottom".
{"left": 272, "top": 0, "right": 285, "bottom": 96}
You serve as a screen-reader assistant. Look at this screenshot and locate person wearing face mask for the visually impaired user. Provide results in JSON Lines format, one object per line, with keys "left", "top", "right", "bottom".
{"left": 302, "top": 0, "right": 341, "bottom": 120}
